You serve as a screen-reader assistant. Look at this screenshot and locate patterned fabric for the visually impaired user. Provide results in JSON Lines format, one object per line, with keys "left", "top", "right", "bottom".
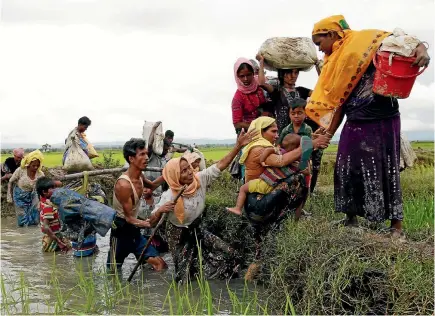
{"left": 42, "top": 234, "right": 71, "bottom": 252}
{"left": 9, "top": 168, "right": 44, "bottom": 192}
{"left": 245, "top": 173, "right": 308, "bottom": 259}
{"left": 307, "top": 15, "right": 390, "bottom": 127}
{"left": 334, "top": 116, "right": 403, "bottom": 222}
{"left": 13, "top": 186, "right": 40, "bottom": 227}
{"left": 259, "top": 165, "right": 299, "bottom": 187}
{"left": 166, "top": 218, "right": 241, "bottom": 282}
{"left": 39, "top": 197, "right": 61, "bottom": 233}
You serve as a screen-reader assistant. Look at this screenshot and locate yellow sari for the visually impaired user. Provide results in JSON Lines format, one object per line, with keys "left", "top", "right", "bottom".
{"left": 307, "top": 15, "right": 390, "bottom": 128}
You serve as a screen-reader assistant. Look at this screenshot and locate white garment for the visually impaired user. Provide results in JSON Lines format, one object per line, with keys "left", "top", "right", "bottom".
{"left": 380, "top": 28, "right": 420, "bottom": 57}
{"left": 152, "top": 164, "right": 221, "bottom": 227}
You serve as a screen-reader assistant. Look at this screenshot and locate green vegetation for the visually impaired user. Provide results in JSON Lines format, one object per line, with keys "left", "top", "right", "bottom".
{"left": 1, "top": 145, "right": 433, "bottom": 314}
{"left": 1, "top": 142, "right": 433, "bottom": 167}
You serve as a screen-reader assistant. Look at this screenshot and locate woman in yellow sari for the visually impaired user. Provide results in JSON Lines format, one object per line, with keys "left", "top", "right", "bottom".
{"left": 307, "top": 15, "right": 430, "bottom": 236}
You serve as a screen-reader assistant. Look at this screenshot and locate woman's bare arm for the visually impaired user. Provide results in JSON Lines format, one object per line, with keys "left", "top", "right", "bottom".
{"left": 257, "top": 55, "right": 274, "bottom": 93}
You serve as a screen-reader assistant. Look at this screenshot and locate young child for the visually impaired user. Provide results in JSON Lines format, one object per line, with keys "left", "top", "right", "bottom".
{"left": 227, "top": 134, "right": 309, "bottom": 216}
{"left": 278, "top": 98, "right": 315, "bottom": 187}
{"left": 36, "top": 177, "right": 71, "bottom": 252}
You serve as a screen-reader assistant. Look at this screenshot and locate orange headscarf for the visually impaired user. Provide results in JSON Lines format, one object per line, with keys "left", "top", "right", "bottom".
{"left": 307, "top": 15, "right": 390, "bottom": 128}
{"left": 162, "top": 157, "right": 201, "bottom": 224}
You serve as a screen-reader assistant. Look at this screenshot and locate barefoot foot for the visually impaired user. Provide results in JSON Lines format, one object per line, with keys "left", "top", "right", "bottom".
{"left": 226, "top": 207, "right": 242, "bottom": 216}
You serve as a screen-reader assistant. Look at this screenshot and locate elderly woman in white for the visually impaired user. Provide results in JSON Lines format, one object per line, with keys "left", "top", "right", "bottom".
{"left": 149, "top": 129, "right": 256, "bottom": 282}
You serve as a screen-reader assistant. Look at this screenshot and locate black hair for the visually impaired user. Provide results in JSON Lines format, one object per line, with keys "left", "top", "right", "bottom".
{"left": 36, "top": 177, "right": 56, "bottom": 198}
{"left": 259, "top": 101, "right": 276, "bottom": 116}
{"left": 277, "top": 69, "right": 300, "bottom": 86}
{"left": 163, "top": 139, "right": 171, "bottom": 147}
{"left": 123, "top": 138, "right": 146, "bottom": 164}
{"left": 237, "top": 63, "right": 254, "bottom": 74}
{"left": 165, "top": 130, "right": 174, "bottom": 138}
{"left": 78, "top": 116, "right": 91, "bottom": 126}
{"left": 289, "top": 98, "right": 307, "bottom": 110}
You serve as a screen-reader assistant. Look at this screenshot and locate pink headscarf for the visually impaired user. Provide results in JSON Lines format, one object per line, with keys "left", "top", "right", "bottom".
{"left": 13, "top": 148, "right": 25, "bottom": 158}
{"left": 234, "top": 58, "right": 258, "bottom": 94}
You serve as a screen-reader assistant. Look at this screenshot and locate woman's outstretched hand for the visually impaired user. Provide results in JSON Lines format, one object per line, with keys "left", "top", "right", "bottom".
{"left": 236, "top": 129, "right": 259, "bottom": 148}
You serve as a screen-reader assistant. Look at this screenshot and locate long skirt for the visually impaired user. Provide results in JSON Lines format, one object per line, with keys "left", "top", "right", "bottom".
{"left": 245, "top": 173, "right": 307, "bottom": 228}
{"left": 334, "top": 116, "right": 403, "bottom": 222}
{"left": 166, "top": 218, "right": 241, "bottom": 282}
{"left": 244, "top": 173, "right": 308, "bottom": 258}
{"left": 13, "top": 186, "right": 39, "bottom": 227}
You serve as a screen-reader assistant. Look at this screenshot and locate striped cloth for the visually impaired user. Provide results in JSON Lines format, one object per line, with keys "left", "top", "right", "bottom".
{"left": 259, "top": 165, "right": 299, "bottom": 187}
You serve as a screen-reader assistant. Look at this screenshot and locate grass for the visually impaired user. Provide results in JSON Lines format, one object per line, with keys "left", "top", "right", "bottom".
{"left": 0, "top": 249, "right": 287, "bottom": 315}
{"left": 1, "top": 145, "right": 433, "bottom": 314}
{"left": 1, "top": 142, "right": 433, "bottom": 167}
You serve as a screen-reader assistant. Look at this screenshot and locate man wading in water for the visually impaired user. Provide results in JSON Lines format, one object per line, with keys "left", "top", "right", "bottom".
{"left": 107, "top": 138, "right": 170, "bottom": 272}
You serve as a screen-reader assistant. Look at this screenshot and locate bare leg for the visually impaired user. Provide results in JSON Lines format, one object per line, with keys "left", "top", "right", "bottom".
{"left": 295, "top": 201, "right": 303, "bottom": 221}
{"left": 227, "top": 182, "right": 250, "bottom": 216}
{"left": 345, "top": 214, "right": 358, "bottom": 226}
{"left": 390, "top": 219, "right": 403, "bottom": 237}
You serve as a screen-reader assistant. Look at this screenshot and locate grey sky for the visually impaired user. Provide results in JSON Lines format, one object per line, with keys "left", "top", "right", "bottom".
{"left": 1, "top": 0, "right": 433, "bottom": 144}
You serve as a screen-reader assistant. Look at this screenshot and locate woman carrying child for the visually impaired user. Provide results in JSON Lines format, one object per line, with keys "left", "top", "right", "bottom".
{"left": 236, "top": 117, "right": 329, "bottom": 279}
{"left": 257, "top": 55, "right": 324, "bottom": 193}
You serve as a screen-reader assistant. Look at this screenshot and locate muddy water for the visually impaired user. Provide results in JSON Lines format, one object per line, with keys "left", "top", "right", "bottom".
{"left": 0, "top": 217, "right": 249, "bottom": 314}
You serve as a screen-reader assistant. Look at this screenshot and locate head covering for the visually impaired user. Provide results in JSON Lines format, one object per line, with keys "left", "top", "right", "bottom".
{"left": 13, "top": 148, "right": 25, "bottom": 158}
{"left": 312, "top": 14, "right": 350, "bottom": 38}
{"left": 234, "top": 58, "right": 259, "bottom": 94}
{"left": 183, "top": 152, "right": 202, "bottom": 172}
{"left": 162, "top": 157, "right": 201, "bottom": 224}
{"left": 239, "top": 117, "right": 275, "bottom": 164}
{"left": 307, "top": 15, "right": 390, "bottom": 128}
{"left": 20, "top": 150, "right": 44, "bottom": 171}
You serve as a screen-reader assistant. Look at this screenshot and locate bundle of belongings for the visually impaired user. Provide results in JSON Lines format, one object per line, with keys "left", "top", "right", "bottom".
{"left": 50, "top": 173, "right": 113, "bottom": 257}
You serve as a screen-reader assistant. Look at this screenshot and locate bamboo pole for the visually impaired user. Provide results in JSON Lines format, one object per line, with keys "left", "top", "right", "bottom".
{"left": 55, "top": 167, "right": 162, "bottom": 181}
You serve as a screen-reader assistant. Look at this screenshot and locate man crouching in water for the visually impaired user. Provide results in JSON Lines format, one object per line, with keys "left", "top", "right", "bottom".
{"left": 107, "top": 138, "right": 173, "bottom": 272}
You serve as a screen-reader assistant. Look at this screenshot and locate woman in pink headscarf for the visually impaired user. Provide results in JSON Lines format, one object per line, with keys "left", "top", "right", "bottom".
{"left": 1, "top": 148, "right": 25, "bottom": 182}
{"left": 231, "top": 58, "right": 271, "bottom": 135}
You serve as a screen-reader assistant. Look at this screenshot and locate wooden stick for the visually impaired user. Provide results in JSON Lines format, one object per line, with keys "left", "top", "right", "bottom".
{"left": 55, "top": 167, "right": 162, "bottom": 181}
{"left": 127, "top": 185, "right": 187, "bottom": 282}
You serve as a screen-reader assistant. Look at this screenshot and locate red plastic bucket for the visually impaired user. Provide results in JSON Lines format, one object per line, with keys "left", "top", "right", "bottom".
{"left": 373, "top": 51, "right": 427, "bottom": 99}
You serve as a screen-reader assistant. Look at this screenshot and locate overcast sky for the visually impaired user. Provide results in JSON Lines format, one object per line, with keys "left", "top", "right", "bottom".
{"left": 1, "top": 0, "right": 434, "bottom": 145}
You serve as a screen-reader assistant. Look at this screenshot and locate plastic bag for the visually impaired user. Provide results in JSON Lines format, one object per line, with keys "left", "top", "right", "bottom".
{"left": 380, "top": 28, "right": 420, "bottom": 57}
{"left": 63, "top": 141, "right": 94, "bottom": 172}
{"left": 143, "top": 121, "right": 164, "bottom": 155}
{"left": 82, "top": 135, "right": 99, "bottom": 159}
{"left": 258, "top": 37, "right": 319, "bottom": 72}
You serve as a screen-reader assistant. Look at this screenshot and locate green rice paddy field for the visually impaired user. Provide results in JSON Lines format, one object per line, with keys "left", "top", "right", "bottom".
{"left": 1, "top": 142, "right": 433, "bottom": 167}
